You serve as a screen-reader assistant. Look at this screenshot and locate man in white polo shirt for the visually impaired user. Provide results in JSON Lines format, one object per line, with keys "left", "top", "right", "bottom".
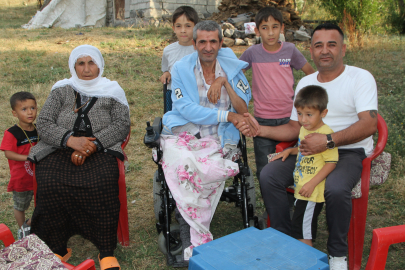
{"left": 236, "top": 23, "right": 378, "bottom": 270}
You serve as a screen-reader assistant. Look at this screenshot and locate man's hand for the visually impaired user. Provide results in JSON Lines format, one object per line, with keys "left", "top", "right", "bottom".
{"left": 159, "top": 71, "right": 171, "bottom": 84}
{"left": 233, "top": 112, "right": 260, "bottom": 137}
{"left": 207, "top": 77, "right": 225, "bottom": 104}
{"left": 299, "top": 181, "right": 317, "bottom": 198}
{"left": 300, "top": 133, "right": 327, "bottom": 156}
{"left": 71, "top": 150, "right": 86, "bottom": 166}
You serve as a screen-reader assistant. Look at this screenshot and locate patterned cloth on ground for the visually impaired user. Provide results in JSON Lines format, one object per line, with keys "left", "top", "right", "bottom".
{"left": 0, "top": 234, "right": 66, "bottom": 270}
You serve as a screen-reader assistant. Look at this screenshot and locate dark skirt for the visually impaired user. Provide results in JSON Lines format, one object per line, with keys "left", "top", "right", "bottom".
{"left": 31, "top": 146, "right": 120, "bottom": 253}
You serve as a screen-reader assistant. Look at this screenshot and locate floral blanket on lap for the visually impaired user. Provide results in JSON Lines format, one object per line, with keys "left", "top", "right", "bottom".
{"left": 160, "top": 132, "right": 239, "bottom": 259}
{"left": 0, "top": 234, "right": 66, "bottom": 270}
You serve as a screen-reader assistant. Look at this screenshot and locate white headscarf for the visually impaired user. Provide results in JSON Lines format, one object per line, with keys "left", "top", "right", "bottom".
{"left": 52, "top": 45, "right": 129, "bottom": 108}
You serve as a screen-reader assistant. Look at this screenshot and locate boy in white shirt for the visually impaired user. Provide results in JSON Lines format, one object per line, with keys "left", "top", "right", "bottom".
{"left": 160, "top": 6, "right": 199, "bottom": 93}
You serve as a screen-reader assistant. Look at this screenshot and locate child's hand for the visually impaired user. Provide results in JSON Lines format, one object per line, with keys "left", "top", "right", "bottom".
{"left": 299, "top": 182, "right": 316, "bottom": 198}
{"left": 159, "top": 72, "right": 171, "bottom": 84}
{"left": 270, "top": 149, "right": 292, "bottom": 162}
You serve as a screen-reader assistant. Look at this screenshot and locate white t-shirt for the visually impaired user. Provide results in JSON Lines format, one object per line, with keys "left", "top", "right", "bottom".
{"left": 161, "top": 41, "right": 195, "bottom": 90}
{"left": 291, "top": 65, "right": 378, "bottom": 155}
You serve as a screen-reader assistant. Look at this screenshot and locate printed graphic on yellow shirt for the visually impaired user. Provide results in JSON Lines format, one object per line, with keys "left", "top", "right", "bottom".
{"left": 294, "top": 125, "right": 339, "bottom": 203}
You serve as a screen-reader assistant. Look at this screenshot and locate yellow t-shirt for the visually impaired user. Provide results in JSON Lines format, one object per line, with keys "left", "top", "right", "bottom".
{"left": 294, "top": 125, "right": 339, "bottom": 202}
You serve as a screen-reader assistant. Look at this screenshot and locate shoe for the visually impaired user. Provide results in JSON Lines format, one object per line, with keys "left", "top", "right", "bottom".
{"left": 55, "top": 248, "right": 72, "bottom": 262}
{"left": 18, "top": 219, "right": 31, "bottom": 239}
{"left": 98, "top": 254, "right": 121, "bottom": 270}
{"left": 17, "top": 228, "right": 23, "bottom": 240}
{"left": 329, "top": 255, "right": 348, "bottom": 270}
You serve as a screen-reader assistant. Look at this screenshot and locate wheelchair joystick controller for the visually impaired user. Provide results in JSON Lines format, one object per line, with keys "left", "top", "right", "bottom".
{"left": 144, "top": 121, "right": 160, "bottom": 148}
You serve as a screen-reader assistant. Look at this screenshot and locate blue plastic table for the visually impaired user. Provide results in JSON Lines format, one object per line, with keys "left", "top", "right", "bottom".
{"left": 189, "top": 227, "right": 329, "bottom": 270}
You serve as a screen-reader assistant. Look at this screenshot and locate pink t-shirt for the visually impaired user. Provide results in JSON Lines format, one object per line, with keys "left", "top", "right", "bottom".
{"left": 240, "top": 42, "right": 308, "bottom": 119}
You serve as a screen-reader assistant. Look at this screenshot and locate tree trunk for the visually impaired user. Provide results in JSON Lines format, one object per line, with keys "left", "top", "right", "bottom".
{"left": 40, "top": 0, "right": 51, "bottom": 11}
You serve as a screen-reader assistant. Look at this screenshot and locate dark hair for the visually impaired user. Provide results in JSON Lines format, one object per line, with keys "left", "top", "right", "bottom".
{"left": 10, "top": 91, "right": 36, "bottom": 110}
{"left": 294, "top": 85, "right": 328, "bottom": 112}
{"left": 312, "top": 23, "right": 344, "bottom": 40}
{"left": 255, "top": 7, "right": 283, "bottom": 26}
{"left": 193, "top": 20, "right": 223, "bottom": 42}
{"left": 172, "top": 6, "right": 199, "bottom": 25}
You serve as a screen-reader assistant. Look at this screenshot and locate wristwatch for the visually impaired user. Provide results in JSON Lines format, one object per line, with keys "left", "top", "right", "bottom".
{"left": 326, "top": 134, "right": 335, "bottom": 150}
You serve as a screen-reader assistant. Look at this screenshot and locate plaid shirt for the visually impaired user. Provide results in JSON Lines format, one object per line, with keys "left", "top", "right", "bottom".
{"left": 172, "top": 58, "right": 231, "bottom": 138}
{"left": 196, "top": 58, "right": 230, "bottom": 137}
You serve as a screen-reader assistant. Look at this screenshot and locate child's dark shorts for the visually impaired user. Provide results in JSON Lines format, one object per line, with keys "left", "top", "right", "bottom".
{"left": 291, "top": 199, "right": 324, "bottom": 240}
{"left": 12, "top": 191, "right": 34, "bottom": 211}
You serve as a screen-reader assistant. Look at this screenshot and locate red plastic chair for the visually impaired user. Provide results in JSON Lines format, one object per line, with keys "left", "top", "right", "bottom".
{"left": 365, "top": 225, "right": 405, "bottom": 270}
{"left": 0, "top": 223, "right": 96, "bottom": 270}
{"left": 267, "top": 114, "right": 388, "bottom": 270}
{"left": 33, "top": 132, "right": 131, "bottom": 247}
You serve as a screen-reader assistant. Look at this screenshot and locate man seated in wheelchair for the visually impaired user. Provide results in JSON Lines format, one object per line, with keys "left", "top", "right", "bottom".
{"left": 159, "top": 20, "right": 256, "bottom": 260}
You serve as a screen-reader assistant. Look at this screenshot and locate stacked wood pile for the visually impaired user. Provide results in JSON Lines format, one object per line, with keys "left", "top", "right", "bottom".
{"left": 210, "top": 0, "right": 303, "bottom": 30}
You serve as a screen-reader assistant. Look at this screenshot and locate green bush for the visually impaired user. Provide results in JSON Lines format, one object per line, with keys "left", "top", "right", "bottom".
{"left": 385, "top": 0, "right": 405, "bottom": 34}
{"left": 379, "top": 93, "right": 405, "bottom": 157}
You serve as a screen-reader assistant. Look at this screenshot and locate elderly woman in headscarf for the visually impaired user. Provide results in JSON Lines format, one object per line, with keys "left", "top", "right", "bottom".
{"left": 28, "top": 45, "right": 130, "bottom": 270}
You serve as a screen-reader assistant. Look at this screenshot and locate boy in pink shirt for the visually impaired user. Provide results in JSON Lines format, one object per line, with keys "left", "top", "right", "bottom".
{"left": 239, "top": 7, "right": 315, "bottom": 179}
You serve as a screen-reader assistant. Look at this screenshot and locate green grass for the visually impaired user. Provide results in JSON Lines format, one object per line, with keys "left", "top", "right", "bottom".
{"left": 0, "top": 3, "right": 404, "bottom": 270}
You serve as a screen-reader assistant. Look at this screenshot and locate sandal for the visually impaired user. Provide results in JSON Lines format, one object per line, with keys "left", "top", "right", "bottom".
{"left": 18, "top": 219, "right": 31, "bottom": 240}
{"left": 98, "top": 254, "right": 121, "bottom": 270}
{"left": 55, "top": 248, "right": 72, "bottom": 262}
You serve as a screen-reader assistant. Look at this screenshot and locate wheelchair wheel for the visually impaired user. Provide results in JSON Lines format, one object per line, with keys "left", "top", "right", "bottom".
{"left": 246, "top": 168, "right": 256, "bottom": 213}
{"left": 158, "top": 223, "right": 183, "bottom": 255}
{"left": 153, "top": 170, "right": 162, "bottom": 221}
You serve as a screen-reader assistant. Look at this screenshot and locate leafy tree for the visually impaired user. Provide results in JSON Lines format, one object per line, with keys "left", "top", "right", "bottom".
{"left": 318, "top": 0, "right": 384, "bottom": 46}
{"left": 386, "top": 0, "right": 405, "bottom": 33}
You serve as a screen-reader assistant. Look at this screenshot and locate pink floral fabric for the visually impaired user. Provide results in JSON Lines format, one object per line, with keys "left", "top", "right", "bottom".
{"left": 160, "top": 132, "right": 239, "bottom": 252}
{"left": 0, "top": 234, "right": 66, "bottom": 270}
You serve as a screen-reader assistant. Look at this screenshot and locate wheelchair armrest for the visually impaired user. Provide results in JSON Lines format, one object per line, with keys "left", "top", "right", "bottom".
{"left": 144, "top": 117, "right": 162, "bottom": 148}
{"left": 240, "top": 134, "right": 248, "bottom": 166}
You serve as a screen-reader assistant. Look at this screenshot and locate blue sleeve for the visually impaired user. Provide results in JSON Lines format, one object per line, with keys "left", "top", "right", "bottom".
{"left": 170, "top": 64, "right": 221, "bottom": 125}
{"left": 232, "top": 72, "right": 252, "bottom": 106}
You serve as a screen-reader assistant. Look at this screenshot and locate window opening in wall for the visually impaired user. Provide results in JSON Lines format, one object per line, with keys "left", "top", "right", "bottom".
{"left": 115, "top": 0, "right": 125, "bottom": 20}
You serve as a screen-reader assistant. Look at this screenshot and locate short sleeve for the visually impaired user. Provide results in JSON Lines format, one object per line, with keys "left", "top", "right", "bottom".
{"left": 239, "top": 49, "right": 252, "bottom": 71}
{"left": 161, "top": 48, "right": 169, "bottom": 73}
{"left": 320, "top": 126, "right": 338, "bottom": 163}
{"left": 0, "top": 130, "right": 17, "bottom": 152}
{"left": 290, "top": 45, "right": 308, "bottom": 70}
{"left": 321, "top": 148, "right": 339, "bottom": 163}
{"left": 353, "top": 70, "right": 378, "bottom": 113}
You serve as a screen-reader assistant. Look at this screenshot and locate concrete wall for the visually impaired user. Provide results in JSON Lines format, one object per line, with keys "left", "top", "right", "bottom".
{"left": 107, "top": 0, "right": 220, "bottom": 26}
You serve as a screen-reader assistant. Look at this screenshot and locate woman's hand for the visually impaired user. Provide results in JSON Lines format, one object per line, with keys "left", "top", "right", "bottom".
{"left": 66, "top": 136, "right": 97, "bottom": 157}
{"left": 71, "top": 150, "right": 86, "bottom": 166}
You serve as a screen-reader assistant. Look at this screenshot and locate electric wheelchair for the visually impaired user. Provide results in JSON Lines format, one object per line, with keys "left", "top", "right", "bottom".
{"left": 144, "top": 85, "right": 258, "bottom": 266}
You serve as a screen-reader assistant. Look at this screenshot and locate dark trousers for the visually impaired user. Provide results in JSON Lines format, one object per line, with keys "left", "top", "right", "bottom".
{"left": 260, "top": 148, "right": 366, "bottom": 256}
{"left": 253, "top": 116, "right": 290, "bottom": 179}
